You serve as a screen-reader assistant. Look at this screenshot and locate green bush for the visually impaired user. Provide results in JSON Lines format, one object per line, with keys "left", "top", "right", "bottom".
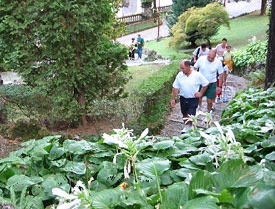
{"left": 233, "top": 41, "right": 267, "bottom": 73}
{"left": 130, "top": 60, "right": 181, "bottom": 134}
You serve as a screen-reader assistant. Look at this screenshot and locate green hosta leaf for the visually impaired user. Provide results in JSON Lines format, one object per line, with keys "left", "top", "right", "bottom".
{"left": 195, "top": 189, "right": 235, "bottom": 203}
{"left": 265, "top": 151, "right": 275, "bottom": 161}
{"left": 48, "top": 144, "right": 65, "bottom": 160}
{"left": 262, "top": 136, "right": 275, "bottom": 148}
{"left": 152, "top": 140, "right": 174, "bottom": 150}
{"left": 49, "top": 159, "right": 67, "bottom": 167}
{"left": 61, "top": 161, "right": 86, "bottom": 175}
{"left": 160, "top": 170, "right": 173, "bottom": 185}
{"left": 189, "top": 153, "right": 212, "bottom": 166}
{"left": 161, "top": 182, "right": 188, "bottom": 209}
{"left": 136, "top": 158, "right": 170, "bottom": 180}
{"left": 188, "top": 170, "right": 215, "bottom": 199}
{"left": 176, "top": 168, "right": 197, "bottom": 178}
{"left": 213, "top": 159, "right": 263, "bottom": 190}
{"left": 249, "top": 184, "right": 275, "bottom": 209}
{"left": 42, "top": 174, "right": 70, "bottom": 200}
{"left": 24, "top": 196, "right": 44, "bottom": 209}
{"left": 97, "top": 162, "right": 122, "bottom": 187}
{"left": 0, "top": 156, "right": 26, "bottom": 165}
{"left": 7, "top": 175, "right": 35, "bottom": 192}
{"left": 63, "top": 139, "right": 91, "bottom": 155}
{"left": 232, "top": 187, "right": 251, "bottom": 209}
{"left": 179, "top": 159, "right": 201, "bottom": 170}
{"left": 181, "top": 196, "right": 219, "bottom": 209}
{"left": 263, "top": 171, "right": 275, "bottom": 186}
{"left": 91, "top": 187, "right": 126, "bottom": 209}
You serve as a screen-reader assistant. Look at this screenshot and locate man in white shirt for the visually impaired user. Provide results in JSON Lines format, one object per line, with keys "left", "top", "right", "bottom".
{"left": 192, "top": 43, "right": 209, "bottom": 64}
{"left": 171, "top": 60, "right": 209, "bottom": 133}
{"left": 194, "top": 50, "right": 224, "bottom": 113}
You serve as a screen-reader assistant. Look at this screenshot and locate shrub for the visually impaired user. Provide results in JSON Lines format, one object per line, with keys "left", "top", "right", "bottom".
{"left": 233, "top": 41, "right": 268, "bottom": 73}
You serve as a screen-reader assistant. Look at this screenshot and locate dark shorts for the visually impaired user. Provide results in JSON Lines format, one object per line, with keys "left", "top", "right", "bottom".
{"left": 180, "top": 96, "right": 199, "bottom": 116}
{"left": 199, "top": 82, "right": 217, "bottom": 100}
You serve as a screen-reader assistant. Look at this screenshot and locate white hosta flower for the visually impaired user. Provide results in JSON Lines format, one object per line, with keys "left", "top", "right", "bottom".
{"left": 73, "top": 181, "right": 88, "bottom": 197}
{"left": 103, "top": 133, "right": 128, "bottom": 149}
{"left": 56, "top": 199, "right": 81, "bottom": 209}
{"left": 136, "top": 128, "right": 149, "bottom": 143}
{"left": 52, "top": 188, "right": 77, "bottom": 200}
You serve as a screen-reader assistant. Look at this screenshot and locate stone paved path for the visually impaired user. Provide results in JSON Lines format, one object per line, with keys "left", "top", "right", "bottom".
{"left": 117, "top": 0, "right": 261, "bottom": 46}
{"left": 160, "top": 74, "right": 248, "bottom": 137}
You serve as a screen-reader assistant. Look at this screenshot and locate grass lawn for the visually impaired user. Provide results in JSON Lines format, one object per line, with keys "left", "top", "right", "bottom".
{"left": 145, "top": 11, "right": 268, "bottom": 57}
{"left": 125, "top": 64, "right": 166, "bottom": 92}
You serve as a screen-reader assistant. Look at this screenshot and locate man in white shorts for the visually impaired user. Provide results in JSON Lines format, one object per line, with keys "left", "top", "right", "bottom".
{"left": 171, "top": 60, "right": 209, "bottom": 133}
{"left": 194, "top": 50, "right": 224, "bottom": 113}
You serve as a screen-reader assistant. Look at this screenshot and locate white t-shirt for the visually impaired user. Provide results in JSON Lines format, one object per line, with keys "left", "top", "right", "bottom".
{"left": 194, "top": 56, "right": 224, "bottom": 83}
{"left": 193, "top": 47, "right": 209, "bottom": 58}
{"left": 215, "top": 44, "right": 227, "bottom": 57}
{"left": 173, "top": 70, "right": 209, "bottom": 98}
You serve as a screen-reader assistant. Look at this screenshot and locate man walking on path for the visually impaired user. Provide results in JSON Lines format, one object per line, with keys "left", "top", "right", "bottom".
{"left": 192, "top": 43, "right": 209, "bottom": 65}
{"left": 171, "top": 60, "right": 209, "bottom": 133}
{"left": 194, "top": 50, "right": 224, "bottom": 113}
{"left": 137, "top": 34, "right": 144, "bottom": 59}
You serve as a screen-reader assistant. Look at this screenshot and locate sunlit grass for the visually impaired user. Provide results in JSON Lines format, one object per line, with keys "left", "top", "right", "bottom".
{"left": 145, "top": 11, "right": 268, "bottom": 57}
{"left": 126, "top": 64, "right": 166, "bottom": 92}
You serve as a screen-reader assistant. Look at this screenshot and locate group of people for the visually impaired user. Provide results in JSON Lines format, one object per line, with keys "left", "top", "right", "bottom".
{"left": 128, "top": 34, "right": 144, "bottom": 60}
{"left": 171, "top": 38, "right": 234, "bottom": 133}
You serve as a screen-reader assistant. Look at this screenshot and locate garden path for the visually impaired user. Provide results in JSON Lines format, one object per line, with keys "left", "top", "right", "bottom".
{"left": 160, "top": 74, "right": 248, "bottom": 137}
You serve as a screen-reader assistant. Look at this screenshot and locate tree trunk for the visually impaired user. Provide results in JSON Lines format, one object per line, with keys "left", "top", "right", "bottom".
{"left": 260, "top": 0, "right": 267, "bottom": 16}
{"left": 144, "top": 7, "right": 153, "bottom": 18}
{"left": 265, "top": 0, "right": 275, "bottom": 89}
{"left": 79, "top": 93, "right": 88, "bottom": 128}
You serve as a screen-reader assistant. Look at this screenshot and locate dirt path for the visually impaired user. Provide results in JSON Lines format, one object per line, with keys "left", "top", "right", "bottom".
{"left": 160, "top": 74, "right": 248, "bottom": 137}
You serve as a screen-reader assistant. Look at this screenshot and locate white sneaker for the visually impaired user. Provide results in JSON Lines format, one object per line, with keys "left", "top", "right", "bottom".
{"left": 216, "top": 97, "right": 220, "bottom": 103}
{"left": 181, "top": 125, "right": 192, "bottom": 134}
{"left": 207, "top": 109, "right": 213, "bottom": 114}
{"left": 212, "top": 103, "right": 216, "bottom": 110}
{"left": 197, "top": 105, "right": 202, "bottom": 111}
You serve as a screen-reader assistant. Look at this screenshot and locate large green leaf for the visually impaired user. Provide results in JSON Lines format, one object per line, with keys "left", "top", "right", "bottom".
{"left": 194, "top": 189, "right": 234, "bottom": 203}
{"left": 231, "top": 187, "right": 251, "bottom": 209}
{"left": 48, "top": 144, "right": 65, "bottom": 160}
{"left": 136, "top": 158, "right": 170, "bottom": 180}
{"left": 249, "top": 183, "right": 275, "bottom": 209}
{"left": 265, "top": 151, "right": 275, "bottom": 161}
{"left": 61, "top": 161, "right": 86, "bottom": 175}
{"left": 6, "top": 175, "right": 35, "bottom": 192}
{"left": 63, "top": 139, "right": 92, "bottom": 155}
{"left": 161, "top": 182, "right": 188, "bottom": 209}
{"left": 262, "top": 136, "right": 275, "bottom": 148}
{"left": 91, "top": 187, "right": 126, "bottom": 209}
{"left": 152, "top": 140, "right": 174, "bottom": 150}
{"left": 189, "top": 153, "right": 212, "bottom": 166}
{"left": 188, "top": 170, "right": 215, "bottom": 199}
{"left": 181, "top": 196, "right": 219, "bottom": 209}
{"left": 41, "top": 174, "right": 70, "bottom": 200}
{"left": 213, "top": 159, "right": 263, "bottom": 190}
{"left": 97, "top": 162, "right": 122, "bottom": 187}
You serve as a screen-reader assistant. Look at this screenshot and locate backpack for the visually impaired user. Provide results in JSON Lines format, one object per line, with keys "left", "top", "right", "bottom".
{"left": 190, "top": 47, "right": 201, "bottom": 66}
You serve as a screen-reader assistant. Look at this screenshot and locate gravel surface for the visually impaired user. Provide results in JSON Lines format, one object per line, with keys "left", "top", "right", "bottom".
{"left": 160, "top": 74, "right": 248, "bottom": 137}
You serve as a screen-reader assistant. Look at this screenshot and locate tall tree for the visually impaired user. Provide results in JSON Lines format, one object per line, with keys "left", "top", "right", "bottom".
{"left": 260, "top": 0, "right": 267, "bottom": 16}
{"left": 0, "top": 0, "right": 128, "bottom": 127}
{"left": 265, "top": 0, "right": 275, "bottom": 89}
{"left": 167, "top": 0, "right": 214, "bottom": 29}
{"left": 169, "top": 3, "right": 229, "bottom": 47}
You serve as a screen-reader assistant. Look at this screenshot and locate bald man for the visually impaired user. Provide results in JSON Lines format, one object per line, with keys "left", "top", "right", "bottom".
{"left": 194, "top": 50, "right": 224, "bottom": 112}
{"left": 171, "top": 60, "right": 209, "bottom": 133}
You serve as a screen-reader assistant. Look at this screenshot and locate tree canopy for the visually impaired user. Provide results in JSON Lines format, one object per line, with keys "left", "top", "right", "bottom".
{"left": 167, "top": 0, "right": 214, "bottom": 30}
{"left": 0, "top": 0, "right": 128, "bottom": 126}
{"left": 169, "top": 3, "right": 230, "bottom": 48}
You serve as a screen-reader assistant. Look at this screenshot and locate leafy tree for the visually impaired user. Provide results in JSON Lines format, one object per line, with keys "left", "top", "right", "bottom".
{"left": 0, "top": 0, "right": 128, "bottom": 127}
{"left": 265, "top": 0, "right": 275, "bottom": 89}
{"left": 169, "top": 3, "right": 230, "bottom": 48}
{"left": 167, "top": 0, "right": 214, "bottom": 30}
